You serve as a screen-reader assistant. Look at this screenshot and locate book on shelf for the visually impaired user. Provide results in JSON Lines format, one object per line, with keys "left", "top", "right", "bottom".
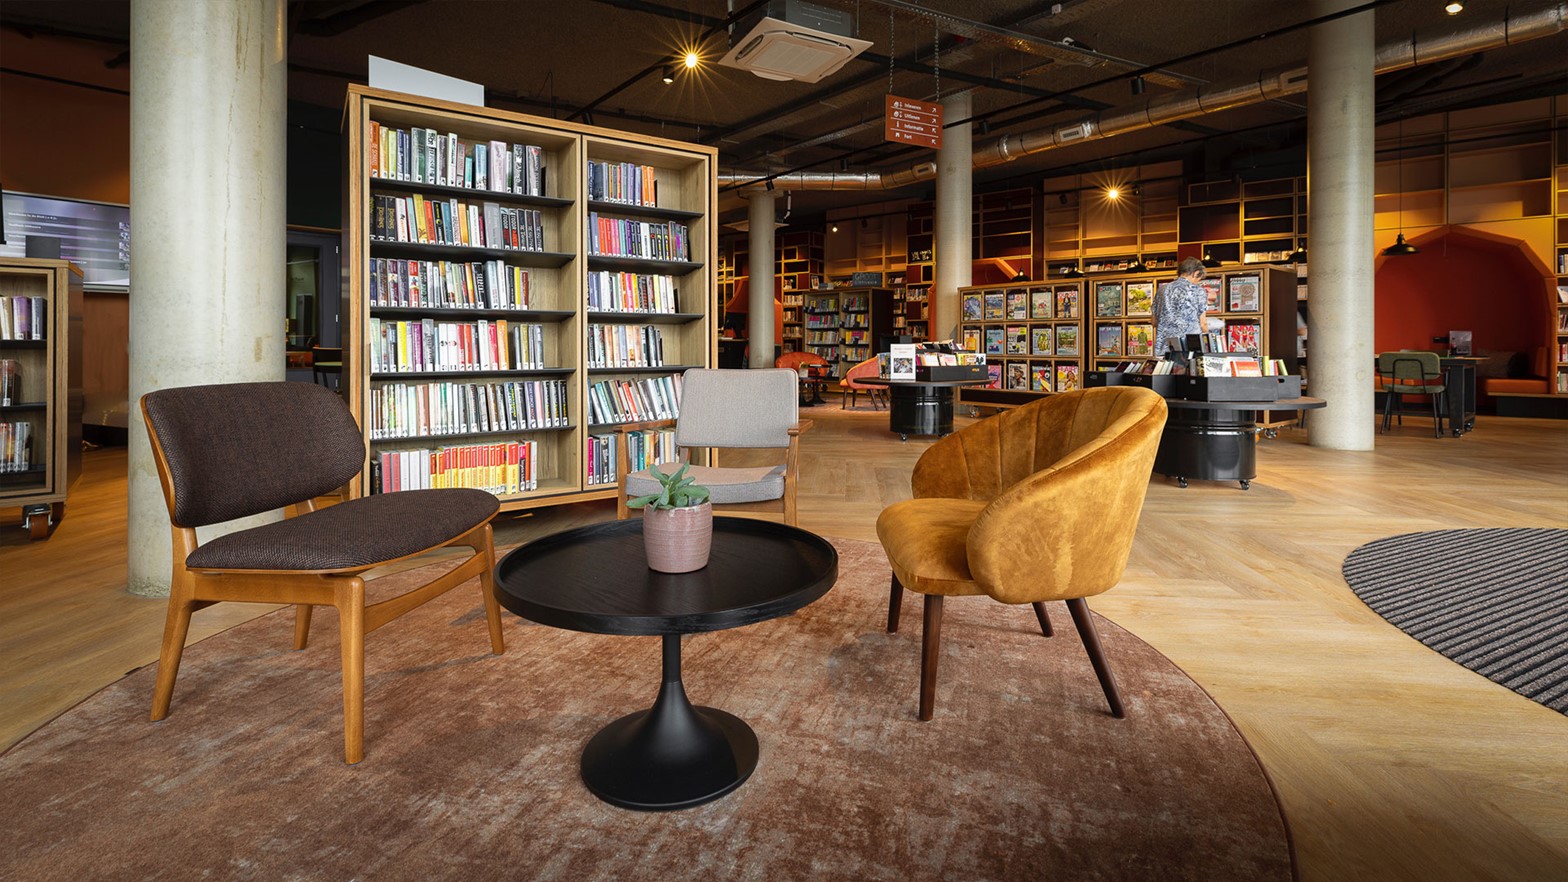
{"left": 1031, "top": 326, "right": 1053, "bottom": 355}
{"left": 1006, "top": 290, "right": 1028, "bottom": 320}
{"left": 586, "top": 373, "right": 683, "bottom": 425}
{"left": 0, "top": 296, "right": 46, "bottom": 341}
{"left": 1201, "top": 277, "right": 1222, "bottom": 312}
{"left": 1226, "top": 275, "right": 1260, "bottom": 312}
{"left": 1095, "top": 282, "right": 1124, "bottom": 317}
{"left": 1030, "top": 289, "right": 1053, "bottom": 319}
{"left": 369, "top": 377, "right": 569, "bottom": 439}
{"left": 370, "top": 257, "right": 533, "bottom": 310}
{"left": 1006, "top": 325, "right": 1028, "bottom": 355}
{"left": 1006, "top": 362, "right": 1028, "bottom": 390}
{"left": 1055, "top": 325, "right": 1079, "bottom": 356}
{"left": 1225, "top": 321, "right": 1261, "bottom": 354}
{"left": 372, "top": 193, "right": 545, "bottom": 252}
{"left": 1030, "top": 365, "right": 1051, "bottom": 392}
{"left": 961, "top": 293, "right": 983, "bottom": 320}
{"left": 368, "top": 318, "right": 547, "bottom": 374}
{"left": 1054, "top": 285, "right": 1080, "bottom": 318}
{"left": 586, "top": 324, "right": 667, "bottom": 368}
{"left": 979, "top": 292, "right": 1002, "bottom": 319}
{"left": 960, "top": 327, "right": 981, "bottom": 353}
{"left": 373, "top": 440, "right": 538, "bottom": 495}
{"left": 587, "top": 271, "right": 679, "bottom": 313}
{"left": 1, "top": 421, "right": 33, "bottom": 473}
{"left": 587, "top": 213, "right": 690, "bottom": 261}
{"left": 369, "top": 122, "right": 546, "bottom": 196}
{"left": 1055, "top": 364, "right": 1081, "bottom": 392}
{"left": 588, "top": 160, "right": 659, "bottom": 207}
{"left": 1125, "top": 282, "right": 1154, "bottom": 317}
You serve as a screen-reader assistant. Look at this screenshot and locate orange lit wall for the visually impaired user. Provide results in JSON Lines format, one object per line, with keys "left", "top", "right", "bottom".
{"left": 1372, "top": 230, "right": 1545, "bottom": 358}
{"left": 0, "top": 31, "right": 130, "bottom": 203}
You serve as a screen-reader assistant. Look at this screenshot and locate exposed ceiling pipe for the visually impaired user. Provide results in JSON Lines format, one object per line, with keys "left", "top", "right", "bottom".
{"left": 717, "top": 3, "right": 1566, "bottom": 190}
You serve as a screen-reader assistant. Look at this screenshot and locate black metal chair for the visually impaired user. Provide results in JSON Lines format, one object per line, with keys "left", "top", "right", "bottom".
{"left": 1377, "top": 351, "right": 1446, "bottom": 437}
{"left": 140, "top": 381, "right": 506, "bottom": 763}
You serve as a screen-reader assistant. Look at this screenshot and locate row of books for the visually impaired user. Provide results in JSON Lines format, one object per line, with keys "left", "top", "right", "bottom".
{"left": 0, "top": 422, "right": 32, "bottom": 473}
{"left": 805, "top": 297, "right": 838, "bottom": 313}
{"left": 964, "top": 288, "right": 1080, "bottom": 322}
{"left": 372, "top": 441, "right": 540, "bottom": 496}
{"left": 1194, "top": 354, "right": 1267, "bottom": 377}
{"left": 587, "top": 373, "right": 683, "bottom": 426}
{"left": 805, "top": 331, "right": 837, "bottom": 345}
{"left": 586, "top": 324, "right": 668, "bottom": 369}
{"left": 1105, "top": 360, "right": 1180, "bottom": 375}
{"left": 372, "top": 193, "right": 547, "bottom": 252}
{"left": 804, "top": 316, "right": 840, "bottom": 329}
{"left": 1188, "top": 325, "right": 1262, "bottom": 355}
{"left": 587, "top": 161, "right": 658, "bottom": 207}
{"left": 983, "top": 363, "right": 1082, "bottom": 393}
{"left": 368, "top": 121, "right": 545, "bottom": 197}
{"left": 584, "top": 428, "right": 678, "bottom": 487}
{"left": 587, "top": 214, "right": 690, "bottom": 262}
{"left": 368, "top": 378, "right": 569, "bottom": 440}
{"left": 0, "top": 296, "right": 46, "bottom": 341}
{"left": 966, "top": 325, "right": 1082, "bottom": 357}
{"left": 368, "top": 257, "right": 534, "bottom": 311}
{"left": 368, "top": 317, "right": 548, "bottom": 374}
{"left": 586, "top": 271, "right": 681, "bottom": 313}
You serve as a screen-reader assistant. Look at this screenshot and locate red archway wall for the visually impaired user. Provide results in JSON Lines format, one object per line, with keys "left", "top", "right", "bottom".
{"left": 1373, "top": 228, "right": 1545, "bottom": 357}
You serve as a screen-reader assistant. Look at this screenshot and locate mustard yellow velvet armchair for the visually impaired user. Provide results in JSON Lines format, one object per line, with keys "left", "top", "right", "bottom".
{"left": 875, "top": 386, "right": 1168, "bottom": 721}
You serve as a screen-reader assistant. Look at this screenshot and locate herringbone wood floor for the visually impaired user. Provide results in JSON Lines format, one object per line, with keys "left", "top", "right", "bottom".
{"left": 3, "top": 401, "right": 1565, "bottom": 881}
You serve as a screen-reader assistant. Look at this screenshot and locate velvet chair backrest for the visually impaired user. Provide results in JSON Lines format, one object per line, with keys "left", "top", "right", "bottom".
{"left": 142, "top": 382, "right": 366, "bottom": 528}
{"left": 775, "top": 351, "right": 831, "bottom": 372}
{"left": 674, "top": 368, "right": 799, "bottom": 449}
{"left": 910, "top": 387, "right": 1168, "bottom": 604}
{"left": 840, "top": 357, "right": 881, "bottom": 389}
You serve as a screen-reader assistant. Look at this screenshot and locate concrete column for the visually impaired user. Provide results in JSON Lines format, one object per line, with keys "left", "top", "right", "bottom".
{"left": 1306, "top": 0, "right": 1376, "bottom": 450}
{"left": 745, "top": 190, "right": 778, "bottom": 368}
{"left": 127, "top": 0, "right": 287, "bottom": 596}
{"left": 933, "top": 91, "right": 973, "bottom": 342}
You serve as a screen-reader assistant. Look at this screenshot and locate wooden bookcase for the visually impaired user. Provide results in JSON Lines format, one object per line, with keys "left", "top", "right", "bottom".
{"left": 958, "top": 279, "right": 1086, "bottom": 397}
{"left": 801, "top": 286, "right": 893, "bottom": 378}
{"left": 0, "top": 257, "right": 83, "bottom": 539}
{"left": 343, "top": 85, "right": 715, "bottom": 510}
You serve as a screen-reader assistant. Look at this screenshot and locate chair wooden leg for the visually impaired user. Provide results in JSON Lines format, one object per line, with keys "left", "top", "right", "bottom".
{"left": 150, "top": 588, "right": 196, "bottom": 722}
{"left": 919, "top": 595, "right": 943, "bottom": 721}
{"left": 293, "top": 604, "right": 313, "bottom": 650}
{"left": 1067, "top": 598, "right": 1125, "bottom": 718}
{"left": 887, "top": 572, "right": 903, "bottom": 633}
{"left": 336, "top": 579, "right": 367, "bottom": 764}
{"left": 477, "top": 525, "right": 506, "bottom": 655}
{"left": 1031, "top": 601, "right": 1053, "bottom": 637}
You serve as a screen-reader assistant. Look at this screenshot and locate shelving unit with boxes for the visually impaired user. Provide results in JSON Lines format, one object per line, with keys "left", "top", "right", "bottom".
{"left": 343, "top": 85, "right": 714, "bottom": 511}
{"left": 0, "top": 257, "right": 82, "bottom": 539}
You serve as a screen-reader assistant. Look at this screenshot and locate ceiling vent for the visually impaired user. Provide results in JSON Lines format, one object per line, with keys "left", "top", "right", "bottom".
{"left": 719, "top": 0, "right": 873, "bottom": 84}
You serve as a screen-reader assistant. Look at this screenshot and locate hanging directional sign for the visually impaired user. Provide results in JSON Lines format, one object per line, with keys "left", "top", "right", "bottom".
{"left": 884, "top": 95, "right": 943, "bottom": 149}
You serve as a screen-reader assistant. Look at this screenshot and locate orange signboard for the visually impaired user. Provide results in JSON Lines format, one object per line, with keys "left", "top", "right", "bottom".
{"left": 884, "top": 95, "right": 943, "bottom": 149}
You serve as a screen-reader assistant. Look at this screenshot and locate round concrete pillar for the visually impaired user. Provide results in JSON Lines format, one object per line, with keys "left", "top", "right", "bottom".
{"left": 1306, "top": 0, "right": 1376, "bottom": 450}
{"left": 746, "top": 190, "right": 778, "bottom": 368}
{"left": 127, "top": 0, "right": 288, "bottom": 596}
{"left": 933, "top": 92, "right": 974, "bottom": 343}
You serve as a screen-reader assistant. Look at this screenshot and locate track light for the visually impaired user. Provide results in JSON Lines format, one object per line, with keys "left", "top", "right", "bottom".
{"left": 1061, "top": 266, "right": 1084, "bottom": 279}
{"left": 662, "top": 65, "right": 675, "bottom": 84}
{"left": 765, "top": 179, "right": 775, "bottom": 191}
{"left": 1126, "top": 255, "right": 1148, "bottom": 273}
{"left": 1445, "top": 1, "right": 1463, "bottom": 14}
{"left": 1201, "top": 252, "right": 1222, "bottom": 268}
{"left": 1012, "top": 271, "right": 1029, "bottom": 282}
{"left": 1287, "top": 239, "right": 1307, "bottom": 263}
{"left": 1131, "top": 76, "right": 1145, "bottom": 95}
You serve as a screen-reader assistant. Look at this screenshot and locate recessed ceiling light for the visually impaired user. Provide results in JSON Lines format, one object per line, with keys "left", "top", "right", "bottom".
{"left": 684, "top": 51, "right": 700, "bottom": 69}
{"left": 662, "top": 65, "right": 675, "bottom": 84}
{"left": 1445, "top": 1, "right": 1463, "bottom": 13}
{"left": 1105, "top": 186, "right": 1121, "bottom": 201}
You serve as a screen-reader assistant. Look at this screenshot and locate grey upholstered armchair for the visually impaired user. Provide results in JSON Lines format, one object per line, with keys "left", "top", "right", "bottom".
{"left": 616, "top": 368, "right": 810, "bottom": 525}
{"left": 140, "top": 381, "right": 506, "bottom": 763}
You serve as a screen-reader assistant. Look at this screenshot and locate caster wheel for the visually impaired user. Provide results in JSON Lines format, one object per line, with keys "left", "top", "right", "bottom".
{"left": 900, "top": 434, "right": 908, "bottom": 442}
{"left": 1177, "top": 477, "right": 1188, "bottom": 488}
{"left": 1264, "top": 429, "right": 1278, "bottom": 440}
{"left": 1240, "top": 480, "right": 1251, "bottom": 491}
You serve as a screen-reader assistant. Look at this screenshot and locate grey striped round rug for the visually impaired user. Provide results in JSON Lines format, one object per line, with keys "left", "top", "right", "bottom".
{"left": 1342, "top": 528, "right": 1568, "bottom": 714}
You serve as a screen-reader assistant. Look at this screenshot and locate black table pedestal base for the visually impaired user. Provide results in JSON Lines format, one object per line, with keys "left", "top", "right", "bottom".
{"left": 1154, "top": 410, "right": 1257, "bottom": 489}
{"left": 580, "top": 633, "right": 758, "bottom": 811}
{"left": 889, "top": 387, "right": 954, "bottom": 440}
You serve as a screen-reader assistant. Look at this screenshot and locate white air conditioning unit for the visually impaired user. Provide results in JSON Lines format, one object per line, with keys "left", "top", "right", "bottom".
{"left": 719, "top": 0, "right": 873, "bottom": 84}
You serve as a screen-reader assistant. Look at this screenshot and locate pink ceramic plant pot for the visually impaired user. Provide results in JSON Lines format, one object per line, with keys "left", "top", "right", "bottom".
{"left": 641, "top": 501, "right": 713, "bottom": 573}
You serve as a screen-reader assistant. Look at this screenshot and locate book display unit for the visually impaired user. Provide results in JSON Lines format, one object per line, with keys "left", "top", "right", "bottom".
{"left": 344, "top": 85, "right": 714, "bottom": 510}
{"left": 0, "top": 257, "right": 83, "bottom": 539}
{"left": 802, "top": 287, "right": 894, "bottom": 377}
{"left": 958, "top": 280, "right": 1085, "bottom": 396}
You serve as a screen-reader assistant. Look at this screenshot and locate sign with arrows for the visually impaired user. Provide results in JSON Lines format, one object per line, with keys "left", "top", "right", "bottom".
{"left": 884, "top": 95, "right": 943, "bottom": 149}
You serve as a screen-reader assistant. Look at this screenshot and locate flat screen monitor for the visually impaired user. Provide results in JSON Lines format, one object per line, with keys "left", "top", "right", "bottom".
{"left": 0, "top": 191, "right": 130, "bottom": 290}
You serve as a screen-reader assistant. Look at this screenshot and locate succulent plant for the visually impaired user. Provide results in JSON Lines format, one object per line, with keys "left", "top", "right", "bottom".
{"left": 626, "top": 462, "right": 710, "bottom": 510}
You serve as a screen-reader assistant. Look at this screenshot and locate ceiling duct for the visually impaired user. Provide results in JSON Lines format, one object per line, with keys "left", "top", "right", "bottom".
{"left": 719, "top": 0, "right": 873, "bottom": 83}
{"left": 718, "top": 3, "right": 1566, "bottom": 191}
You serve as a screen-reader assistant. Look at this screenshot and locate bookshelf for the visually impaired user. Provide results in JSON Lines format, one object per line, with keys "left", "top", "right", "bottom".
{"left": 0, "top": 257, "right": 83, "bottom": 539}
{"left": 896, "top": 282, "right": 931, "bottom": 342}
{"left": 1555, "top": 109, "right": 1568, "bottom": 394}
{"left": 958, "top": 279, "right": 1085, "bottom": 397}
{"left": 802, "top": 286, "right": 894, "bottom": 378}
{"left": 343, "top": 85, "right": 715, "bottom": 511}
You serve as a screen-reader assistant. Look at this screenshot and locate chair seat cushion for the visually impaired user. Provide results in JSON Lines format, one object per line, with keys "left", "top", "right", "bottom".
{"left": 1485, "top": 377, "right": 1550, "bottom": 395}
{"left": 875, "top": 497, "right": 990, "bottom": 597}
{"left": 625, "top": 463, "right": 785, "bottom": 505}
{"left": 185, "top": 488, "right": 498, "bottom": 572}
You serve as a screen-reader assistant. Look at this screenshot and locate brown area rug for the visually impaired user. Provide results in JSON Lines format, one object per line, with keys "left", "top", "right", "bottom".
{"left": 0, "top": 538, "right": 1292, "bottom": 881}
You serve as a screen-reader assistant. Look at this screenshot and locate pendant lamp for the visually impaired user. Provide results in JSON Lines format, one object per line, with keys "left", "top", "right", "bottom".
{"left": 1381, "top": 120, "right": 1420, "bottom": 256}
{"left": 1126, "top": 255, "right": 1148, "bottom": 273}
{"left": 1201, "top": 252, "right": 1221, "bottom": 268}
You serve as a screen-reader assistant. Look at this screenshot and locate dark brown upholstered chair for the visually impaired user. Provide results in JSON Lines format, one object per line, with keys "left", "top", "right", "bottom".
{"left": 141, "top": 381, "right": 506, "bottom": 763}
{"left": 876, "top": 386, "right": 1167, "bottom": 720}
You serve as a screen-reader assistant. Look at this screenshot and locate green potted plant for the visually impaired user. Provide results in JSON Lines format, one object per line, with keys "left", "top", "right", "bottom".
{"left": 627, "top": 462, "right": 713, "bottom": 573}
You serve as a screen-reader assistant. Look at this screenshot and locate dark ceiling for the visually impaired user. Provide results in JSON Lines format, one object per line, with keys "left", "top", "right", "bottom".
{"left": 4, "top": 0, "right": 1566, "bottom": 225}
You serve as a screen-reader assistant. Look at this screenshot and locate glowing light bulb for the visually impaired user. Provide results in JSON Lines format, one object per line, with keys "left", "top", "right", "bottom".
{"left": 684, "top": 51, "right": 700, "bottom": 69}
{"left": 1105, "top": 187, "right": 1121, "bottom": 201}
{"left": 1445, "top": 1, "right": 1463, "bottom": 13}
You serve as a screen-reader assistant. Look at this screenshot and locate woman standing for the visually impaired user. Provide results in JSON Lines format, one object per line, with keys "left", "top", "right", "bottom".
{"left": 1153, "top": 256, "right": 1209, "bottom": 358}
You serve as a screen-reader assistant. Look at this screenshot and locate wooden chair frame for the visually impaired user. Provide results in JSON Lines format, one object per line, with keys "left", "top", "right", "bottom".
{"left": 613, "top": 418, "right": 811, "bottom": 526}
{"left": 143, "top": 397, "right": 505, "bottom": 764}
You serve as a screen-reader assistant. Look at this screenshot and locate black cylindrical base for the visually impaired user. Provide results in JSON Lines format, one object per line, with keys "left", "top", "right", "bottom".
{"left": 889, "top": 387, "right": 954, "bottom": 437}
{"left": 1154, "top": 412, "right": 1257, "bottom": 483}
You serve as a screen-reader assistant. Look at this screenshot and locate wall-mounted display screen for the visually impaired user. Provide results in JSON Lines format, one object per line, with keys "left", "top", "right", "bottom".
{"left": 0, "top": 192, "right": 130, "bottom": 290}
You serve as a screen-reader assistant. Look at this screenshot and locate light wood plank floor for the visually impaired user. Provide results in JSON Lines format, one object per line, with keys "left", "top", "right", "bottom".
{"left": 3, "top": 402, "right": 1566, "bottom": 881}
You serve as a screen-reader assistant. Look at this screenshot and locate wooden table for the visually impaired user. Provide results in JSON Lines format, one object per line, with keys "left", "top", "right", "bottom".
{"left": 859, "top": 377, "right": 991, "bottom": 441}
{"left": 493, "top": 517, "right": 837, "bottom": 811}
{"left": 1156, "top": 396, "right": 1326, "bottom": 490}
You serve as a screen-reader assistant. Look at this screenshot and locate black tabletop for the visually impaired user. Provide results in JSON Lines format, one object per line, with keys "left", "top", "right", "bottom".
{"left": 493, "top": 517, "right": 838, "bottom": 636}
{"left": 1162, "top": 395, "right": 1326, "bottom": 412}
{"left": 859, "top": 377, "right": 989, "bottom": 388}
